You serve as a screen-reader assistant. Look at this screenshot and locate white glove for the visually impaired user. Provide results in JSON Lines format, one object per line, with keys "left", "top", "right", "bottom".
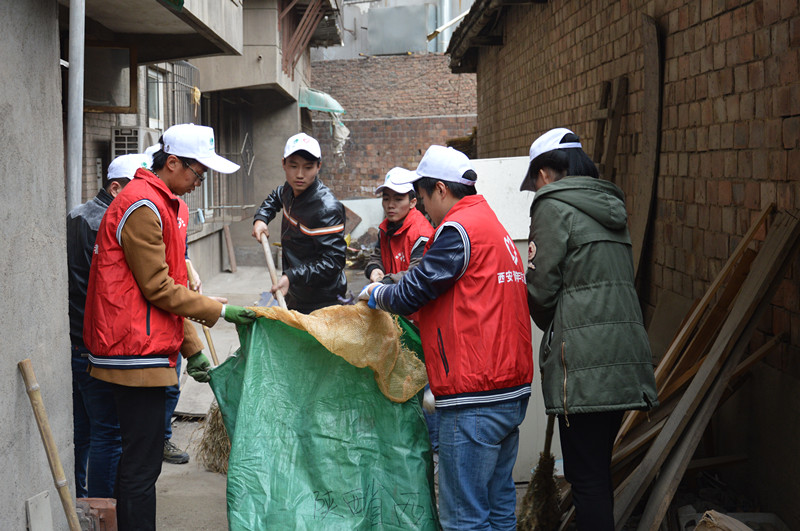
{"left": 422, "top": 387, "right": 436, "bottom": 413}
{"left": 358, "top": 282, "right": 382, "bottom": 302}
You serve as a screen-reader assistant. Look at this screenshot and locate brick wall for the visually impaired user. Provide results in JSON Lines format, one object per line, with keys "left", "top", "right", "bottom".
{"left": 311, "top": 54, "right": 477, "bottom": 199}
{"left": 471, "top": 0, "right": 800, "bottom": 524}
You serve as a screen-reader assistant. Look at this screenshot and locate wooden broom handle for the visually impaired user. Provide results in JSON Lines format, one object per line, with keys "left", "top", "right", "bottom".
{"left": 18, "top": 359, "right": 82, "bottom": 531}
{"left": 185, "top": 260, "right": 219, "bottom": 366}
{"left": 260, "top": 234, "right": 288, "bottom": 310}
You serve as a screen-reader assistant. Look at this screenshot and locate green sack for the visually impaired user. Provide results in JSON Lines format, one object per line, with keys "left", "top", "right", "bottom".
{"left": 210, "top": 317, "right": 438, "bottom": 530}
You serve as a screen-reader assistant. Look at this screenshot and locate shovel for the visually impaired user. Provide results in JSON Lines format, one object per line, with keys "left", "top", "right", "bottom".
{"left": 260, "top": 234, "right": 288, "bottom": 310}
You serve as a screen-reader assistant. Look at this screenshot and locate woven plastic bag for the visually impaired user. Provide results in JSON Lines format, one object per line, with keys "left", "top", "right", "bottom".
{"left": 209, "top": 304, "right": 438, "bottom": 530}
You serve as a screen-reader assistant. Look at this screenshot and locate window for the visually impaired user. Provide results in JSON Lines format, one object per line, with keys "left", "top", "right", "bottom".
{"left": 147, "top": 68, "right": 165, "bottom": 130}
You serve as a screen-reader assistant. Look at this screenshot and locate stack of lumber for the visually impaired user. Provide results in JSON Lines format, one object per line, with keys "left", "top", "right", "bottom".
{"left": 556, "top": 205, "right": 800, "bottom": 531}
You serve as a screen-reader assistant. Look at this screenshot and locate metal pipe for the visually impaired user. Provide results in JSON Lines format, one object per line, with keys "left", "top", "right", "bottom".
{"left": 66, "top": 0, "right": 86, "bottom": 211}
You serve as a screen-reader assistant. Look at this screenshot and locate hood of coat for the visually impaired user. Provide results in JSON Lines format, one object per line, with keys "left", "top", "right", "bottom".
{"left": 533, "top": 176, "right": 628, "bottom": 231}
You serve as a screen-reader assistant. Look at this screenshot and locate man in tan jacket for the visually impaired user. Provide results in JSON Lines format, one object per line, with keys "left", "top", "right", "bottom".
{"left": 84, "top": 123, "right": 255, "bottom": 531}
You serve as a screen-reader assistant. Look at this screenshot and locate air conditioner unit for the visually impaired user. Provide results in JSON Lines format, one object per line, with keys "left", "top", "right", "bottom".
{"left": 112, "top": 127, "right": 161, "bottom": 159}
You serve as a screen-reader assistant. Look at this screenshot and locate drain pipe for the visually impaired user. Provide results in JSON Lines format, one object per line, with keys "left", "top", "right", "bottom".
{"left": 65, "top": 0, "right": 85, "bottom": 212}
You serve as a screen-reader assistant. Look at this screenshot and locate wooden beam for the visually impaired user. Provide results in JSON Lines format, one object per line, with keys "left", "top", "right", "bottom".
{"left": 614, "top": 204, "right": 774, "bottom": 449}
{"left": 631, "top": 14, "right": 663, "bottom": 279}
{"left": 615, "top": 209, "right": 800, "bottom": 530}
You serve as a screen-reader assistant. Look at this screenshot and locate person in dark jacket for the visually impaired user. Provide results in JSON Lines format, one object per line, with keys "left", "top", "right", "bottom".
{"left": 68, "top": 154, "right": 148, "bottom": 498}
{"left": 359, "top": 145, "right": 533, "bottom": 531}
{"left": 252, "top": 133, "right": 347, "bottom": 313}
{"left": 522, "top": 128, "right": 658, "bottom": 531}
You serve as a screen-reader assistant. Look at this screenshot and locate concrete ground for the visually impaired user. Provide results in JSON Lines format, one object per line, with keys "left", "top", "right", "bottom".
{"left": 155, "top": 266, "right": 531, "bottom": 528}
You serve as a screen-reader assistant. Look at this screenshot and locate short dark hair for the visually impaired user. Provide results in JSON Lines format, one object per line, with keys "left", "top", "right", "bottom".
{"left": 414, "top": 170, "right": 477, "bottom": 200}
{"left": 381, "top": 189, "right": 417, "bottom": 200}
{"left": 528, "top": 132, "right": 599, "bottom": 180}
{"left": 102, "top": 177, "right": 131, "bottom": 191}
{"left": 284, "top": 150, "right": 321, "bottom": 163}
{"left": 150, "top": 135, "right": 199, "bottom": 172}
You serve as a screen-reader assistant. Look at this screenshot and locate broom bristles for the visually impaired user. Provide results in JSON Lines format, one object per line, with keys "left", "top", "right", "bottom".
{"left": 518, "top": 451, "right": 561, "bottom": 531}
{"left": 197, "top": 401, "right": 231, "bottom": 474}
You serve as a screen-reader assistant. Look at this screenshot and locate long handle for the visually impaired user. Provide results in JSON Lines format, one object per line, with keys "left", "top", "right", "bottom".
{"left": 543, "top": 414, "right": 555, "bottom": 456}
{"left": 185, "top": 260, "right": 219, "bottom": 366}
{"left": 260, "top": 234, "right": 288, "bottom": 310}
{"left": 18, "top": 359, "right": 82, "bottom": 531}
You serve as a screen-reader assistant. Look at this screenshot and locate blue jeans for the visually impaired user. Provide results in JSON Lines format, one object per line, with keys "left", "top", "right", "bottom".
{"left": 72, "top": 347, "right": 122, "bottom": 498}
{"left": 437, "top": 398, "right": 528, "bottom": 531}
{"left": 164, "top": 355, "right": 181, "bottom": 440}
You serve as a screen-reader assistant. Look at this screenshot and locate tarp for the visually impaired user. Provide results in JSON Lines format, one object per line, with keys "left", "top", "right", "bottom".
{"left": 299, "top": 87, "right": 346, "bottom": 114}
{"left": 209, "top": 305, "right": 438, "bottom": 530}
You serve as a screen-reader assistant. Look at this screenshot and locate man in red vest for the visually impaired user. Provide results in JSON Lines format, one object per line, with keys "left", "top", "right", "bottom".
{"left": 364, "top": 166, "right": 433, "bottom": 285}
{"left": 84, "top": 123, "right": 256, "bottom": 531}
{"left": 359, "top": 145, "right": 534, "bottom": 531}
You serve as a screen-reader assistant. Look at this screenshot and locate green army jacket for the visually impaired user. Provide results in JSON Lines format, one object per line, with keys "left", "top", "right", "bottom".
{"left": 526, "top": 176, "right": 658, "bottom": 416}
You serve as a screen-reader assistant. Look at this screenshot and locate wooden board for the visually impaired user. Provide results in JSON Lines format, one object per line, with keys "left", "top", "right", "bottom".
{"left": 614, "top": 205, "right": 774, "bottom": 448}
{"left": 632, "top": 14, "right": 663, "bottom": 279}
{"left": 614, "top": 209, "right": 800, "bottom": 530}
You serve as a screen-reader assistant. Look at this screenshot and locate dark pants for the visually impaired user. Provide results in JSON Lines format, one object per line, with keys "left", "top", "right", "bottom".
{"left": 112, "top": 385, "right": 166, "bottom": 531}
{"left": 163, "top": 355, "right": 181, "bottom": 440}
{"left": 558, "top": 410, "right": 624, "bottom": 531}
{"left": 72, "top": 348, "right": 121, "bottom": 498}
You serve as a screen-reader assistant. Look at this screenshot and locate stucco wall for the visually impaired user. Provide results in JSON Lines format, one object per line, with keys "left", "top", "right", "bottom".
{"left": 469, "top": 0, "right": 800, "bottom": 526}
{"left": 1, "top": 1, "right": 73, "bottom": 529}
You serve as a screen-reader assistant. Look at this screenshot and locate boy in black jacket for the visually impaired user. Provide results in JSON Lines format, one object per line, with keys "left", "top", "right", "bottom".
{"left": 252, "top": 133, "right": 347, "bottom": 313}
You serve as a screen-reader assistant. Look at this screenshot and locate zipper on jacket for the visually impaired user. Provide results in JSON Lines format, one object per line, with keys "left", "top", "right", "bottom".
{"left": 146, "top": 302, "right": 151, "bottom": 336}
{"left": 561, "top": 341, "right": 569, "bottom": 427}
{"left": 437, "top": 328, "right": 449, "bottom": 376}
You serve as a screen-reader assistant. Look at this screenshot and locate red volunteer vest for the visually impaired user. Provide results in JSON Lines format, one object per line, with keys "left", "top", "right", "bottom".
{"left": 417, "top": 195, "right": 533, "bottom": 404}
{"left": 84, "top": 168, "right": 189, "bottom": 369}
{"left": 378, "top": 207, "right": 433, "bottom": 274}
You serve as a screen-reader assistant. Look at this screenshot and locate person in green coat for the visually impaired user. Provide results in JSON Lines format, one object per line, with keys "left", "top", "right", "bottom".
{"left": 521, "top": 128, "right": 658, "bottom": 531}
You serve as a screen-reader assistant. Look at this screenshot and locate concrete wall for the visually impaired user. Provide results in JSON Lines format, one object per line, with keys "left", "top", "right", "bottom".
{"left": 229, "top": 96, "right": 302, "bottom": 267}
{"left": 1, "top": 1, "right": 73, "bottom": 529}
{"left": 193, "top": 0, "right": 298, "bottom": 96}
{"left": 467, "top": 0, "right": 800, "bottom": 525}
{"left": 310, "top": 54, "right": 477, "bottom": 199}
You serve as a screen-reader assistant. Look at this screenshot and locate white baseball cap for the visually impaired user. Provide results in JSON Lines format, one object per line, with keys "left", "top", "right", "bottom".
{"left": 159, "top": 123, "right": 240, "bottom": 174}
{"left": 393, "top": 145, "right": 476, "bottom": 186}
{"left": 520, "top": 127, "right": 582, "bottom": 191}
{"left": 108, "top": 153, "right": 151, "bottom": 181}
{"left": 283, "top": 132, "right": 322, "bottom": 160}
{"left": 375, "top": 167, "right": 415, "bottom": 194}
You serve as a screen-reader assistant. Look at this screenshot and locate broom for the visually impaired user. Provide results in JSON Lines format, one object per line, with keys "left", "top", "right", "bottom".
{"left": 518, "top": 414, "right": 561, "bottom": 531}
{"left": 195, "top": 236, "right": 288, "bottom": 474}
{"left": 186, "top": 261, "right": 231, "bottom": 473}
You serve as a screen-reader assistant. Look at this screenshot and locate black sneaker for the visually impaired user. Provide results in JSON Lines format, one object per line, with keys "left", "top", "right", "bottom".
{"left": 163, "top": 439, "right": 189, "bottom": 464}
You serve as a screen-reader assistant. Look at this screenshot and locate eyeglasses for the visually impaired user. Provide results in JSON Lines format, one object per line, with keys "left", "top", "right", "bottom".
{"left": 183, "top": 162, "right": 206, "bottom": 183}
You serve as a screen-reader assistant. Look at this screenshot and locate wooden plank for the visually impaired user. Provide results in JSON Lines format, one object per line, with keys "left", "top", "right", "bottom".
{"left": 661, "top": 248, "right": 756, "bottom": 390}
{"left": 731, "top": 333, "right": 784, "bottom": 381}
{"left": 592, "top": 81, "right": 611, "bottom": 163}
{"left": 686, "top": 454, "right": 748, "bottom": 472}
{"left": 222, "top": 224, "right": 237, "bottom": 273}
{"left": 635, "top": 285, "right": 786, "bottom": 531}
{"left": 614, "top": 204, "right": 774, "bottom": 448}
{"left": 614, "top": 209, "right": 800, "bottom": 530}
{"left": 632, "top": 14, "right": 663, "bottom": 279}
{"left": 601, "top": 75, "right": 627, "bottom": 182}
